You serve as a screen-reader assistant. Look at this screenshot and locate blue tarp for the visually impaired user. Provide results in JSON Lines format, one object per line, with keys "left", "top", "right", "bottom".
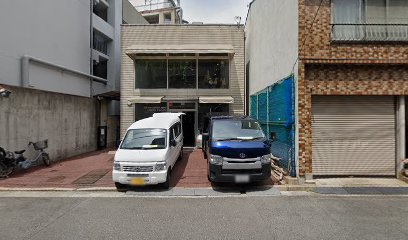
{"left": 250, "top": 76, "right": 296, "bottom": 176}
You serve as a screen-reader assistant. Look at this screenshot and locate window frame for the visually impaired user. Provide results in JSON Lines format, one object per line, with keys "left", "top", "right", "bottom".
{"left": 133, "top": 53, "right": 231, "bottom": 90}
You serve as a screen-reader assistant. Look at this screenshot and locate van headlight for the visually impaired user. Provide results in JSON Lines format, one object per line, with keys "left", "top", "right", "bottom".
{"left": 260, "top": 154, "right": 271, "bottom": 164}
{"left": 210, "top": 155, "right": 223, "bottom": 165}
{"left": 155, "top": 161, "right": 167, "bottom": 171}
{"left": 113, "top": 162, "right": 121, "bottom": 171}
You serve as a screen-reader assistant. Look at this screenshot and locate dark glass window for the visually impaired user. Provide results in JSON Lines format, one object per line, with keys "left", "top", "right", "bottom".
{"left": 135, "top": 103, "right": 167, "bottom": 121}
{"left": 135, "top": 59, "right": 167, "bottom": 89}
{"left": 168, "top": 59, "right": 196, "bottom": 89}
{"left": 198, "top": 59, "right": 229, "bottom": 89}
{"left": 198, "top": 104, "right": 229, "bottom": 132}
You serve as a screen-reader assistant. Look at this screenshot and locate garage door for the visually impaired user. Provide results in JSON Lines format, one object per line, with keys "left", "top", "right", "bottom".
{"left": 312, "top": 96, "right": 396, "bottom": 176}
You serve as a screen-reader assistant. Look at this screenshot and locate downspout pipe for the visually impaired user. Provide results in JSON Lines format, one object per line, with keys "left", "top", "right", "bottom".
{"left": 20, "top": 55, "right": 108, "bottom": 88}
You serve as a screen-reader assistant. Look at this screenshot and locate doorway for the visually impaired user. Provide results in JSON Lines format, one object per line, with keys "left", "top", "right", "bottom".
{"left": 167, "top": 101, "right": 197, "bottom": 147}
{"left": 182, "top": 112, "right": 196, "bottom": 147}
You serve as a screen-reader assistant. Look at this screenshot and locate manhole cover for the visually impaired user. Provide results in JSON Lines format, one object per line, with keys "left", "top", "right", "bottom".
{"left": 73, "top": 169, "right": 110, "bottom": 184}
{"left": 47, "top": 176, "right": 66, "bottom": 182}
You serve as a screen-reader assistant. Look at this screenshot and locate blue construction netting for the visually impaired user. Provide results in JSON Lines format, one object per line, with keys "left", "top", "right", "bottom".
{"left": 250, "top": 76, "right": 296, "bottom": 176}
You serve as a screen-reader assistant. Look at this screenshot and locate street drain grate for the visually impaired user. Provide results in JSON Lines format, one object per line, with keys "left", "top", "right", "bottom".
{"left": 73, "top": 169, "right": 110, "bottom": 184}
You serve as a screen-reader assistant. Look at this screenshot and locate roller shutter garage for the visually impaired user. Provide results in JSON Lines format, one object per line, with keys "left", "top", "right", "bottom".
{"left": 312, "top": 96, "right": 396, "bottom": 176}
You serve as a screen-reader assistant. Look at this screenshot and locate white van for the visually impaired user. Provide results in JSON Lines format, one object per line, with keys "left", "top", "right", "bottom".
{"left": 113, "top": 113, "right": 184, "bottom": 191}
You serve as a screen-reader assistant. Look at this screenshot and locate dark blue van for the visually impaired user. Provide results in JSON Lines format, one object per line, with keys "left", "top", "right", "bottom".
{"left": 202, "top": 116, "right": 271, "bottom": 183}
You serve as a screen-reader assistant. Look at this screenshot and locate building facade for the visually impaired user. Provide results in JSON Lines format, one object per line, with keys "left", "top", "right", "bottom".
{"left": 246, "top": 0, "right": 408, "bottom": 179}
{"left": 299, "top": 0, "right": 408, "bottom": 179}
{"left": 121, "top": 24, "right": 245, "bottom": 146}
{"left": 0, "top": 0, "right": 146, "bottom": 161}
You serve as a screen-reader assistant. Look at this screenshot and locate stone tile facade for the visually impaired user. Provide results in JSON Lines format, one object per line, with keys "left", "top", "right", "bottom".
{"left": 298, "top": 0, "right": 408, "bottom": 176}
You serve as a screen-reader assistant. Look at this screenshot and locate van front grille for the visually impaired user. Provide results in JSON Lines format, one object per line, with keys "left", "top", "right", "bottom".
{"left": 122, "top": 165, "right": 154, "bottom": 172}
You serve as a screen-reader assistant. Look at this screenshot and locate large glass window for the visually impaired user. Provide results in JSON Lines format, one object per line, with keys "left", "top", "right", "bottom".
{"left": 135, "top": 59, "right": 167, "bottom": 89}
{"left": 198, "top": 59, "right": 229, "bottom": 89}
{"left": 168, "top": 59, "right": 196, "bottom": 88}
{"left": 332, "top": 0, "right": 408, "bottom": 41}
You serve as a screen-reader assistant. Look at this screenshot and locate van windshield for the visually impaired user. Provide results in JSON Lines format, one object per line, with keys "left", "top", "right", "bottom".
{"left": 212, "top": 119, "right": 265, "bottom": 141}
{"left": 121, "top": 129, "right": 167, "bottom": 150}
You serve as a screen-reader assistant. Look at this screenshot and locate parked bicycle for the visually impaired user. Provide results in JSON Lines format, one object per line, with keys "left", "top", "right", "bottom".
{"left": 0, "top": 140, "right": 50, "bottom": 178}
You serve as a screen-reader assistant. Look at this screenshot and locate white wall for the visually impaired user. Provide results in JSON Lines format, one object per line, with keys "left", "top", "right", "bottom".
{"left": 245, "top": 0, "right": 298, "bottom": 95}
{"left": 0, "top": 0, "right": 105, "bottom": 97}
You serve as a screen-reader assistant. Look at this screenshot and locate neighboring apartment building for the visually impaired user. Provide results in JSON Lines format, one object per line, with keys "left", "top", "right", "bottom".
{"left": 246, "top": 0, "right": 408, "bottom": 180}
{"left": 121, "top": 25, "right": 245, "bottom": 147}
{"left": 130, "top": 0, "right": 185, "bottom": 24}
{"left": 0, "top": 0, "right": 147, "bottom": 161}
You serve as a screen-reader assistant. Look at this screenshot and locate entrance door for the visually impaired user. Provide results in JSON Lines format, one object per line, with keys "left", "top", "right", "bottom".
{"left": 182, "top": 112, "right": 196, "bottom": 147}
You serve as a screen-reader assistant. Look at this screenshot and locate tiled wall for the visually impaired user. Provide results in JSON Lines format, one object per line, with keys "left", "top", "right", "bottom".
{"left": 297, "top": 0, "right": 408, "bottom": 176}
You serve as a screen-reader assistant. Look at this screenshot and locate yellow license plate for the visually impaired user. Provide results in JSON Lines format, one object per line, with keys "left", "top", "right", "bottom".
{"left": 130, "top": 178, "right": 145, "bottom": 186}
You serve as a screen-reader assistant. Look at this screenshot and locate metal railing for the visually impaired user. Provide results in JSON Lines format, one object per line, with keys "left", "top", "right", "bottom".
{"left": 331, "top": 23, "right": 408, "bottom": 42}
{"left": 135, "top": 1, "right": 176, "bottom": 12}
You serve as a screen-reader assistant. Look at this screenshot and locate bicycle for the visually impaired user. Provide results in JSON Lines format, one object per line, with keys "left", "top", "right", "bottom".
{"left": 0, "top": 140, "right": 51, "bottom": 178}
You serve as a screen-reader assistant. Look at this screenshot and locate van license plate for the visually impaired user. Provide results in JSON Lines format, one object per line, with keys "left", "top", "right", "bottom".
{"left": 235, "top": 175, "right": 249, "bottom": 183}
{"left": 130, "top": 178, "right": 145, "bottom": 186}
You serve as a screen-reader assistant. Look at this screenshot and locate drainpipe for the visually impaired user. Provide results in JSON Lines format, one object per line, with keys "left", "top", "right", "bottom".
{"left": 90, "top": 0, "right": 94, "bottom": 97}
{"left": 397, "top": 96, "right": 406, "bottom": 177}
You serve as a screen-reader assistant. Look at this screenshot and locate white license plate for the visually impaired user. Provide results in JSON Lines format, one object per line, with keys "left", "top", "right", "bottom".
{"left": 235, "top": 175, "right": 250, "bottom": 183}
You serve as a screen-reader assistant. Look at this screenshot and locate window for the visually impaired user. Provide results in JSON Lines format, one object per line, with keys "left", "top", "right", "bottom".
{"left": 134, "top": 55, "right": 231, "bottom": 89}
{"left": 198, "top": 104, "right": 229, "bottom": 132}
{"left": 332, "top": 0, "right": 408, "bottom": 41}
{"left": 135, "top": 103, "right": 167, "bottom": 121}
{"left": 121, "top": 129, "right": 167, "bottom": 150}
{"left": 135, "top": 59, "right": 167, "bottom": 89}
{"left": 168, "top": 59, "right": 196, "bottom": 89}
{"left": 198, "top": 59, "right": 229, "bottom": 89}
{"left": 211, "top": 120, "right": 265, "bottom": 141}
{"left": 172, "top": 122, "right": 182, "bottom": 138}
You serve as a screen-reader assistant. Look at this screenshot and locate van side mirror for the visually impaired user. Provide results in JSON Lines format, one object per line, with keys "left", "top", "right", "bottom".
{"left": 170, "top": 139, "right": 177, "bottom": 147}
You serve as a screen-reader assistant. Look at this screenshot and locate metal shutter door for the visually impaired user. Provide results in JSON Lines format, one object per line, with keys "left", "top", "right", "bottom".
{"left": 312, "top": 96, "right": 396, "bottom": 176}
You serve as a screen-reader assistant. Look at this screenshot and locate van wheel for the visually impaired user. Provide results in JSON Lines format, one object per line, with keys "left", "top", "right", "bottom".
{"left": 115, "top": 182, "right": 127, "bottom": 192}
{"left": 160, "top": 169, "right": 171, "bottom": 189}
{"left": 177, "top": 148, "right": 183, "bottom": 161}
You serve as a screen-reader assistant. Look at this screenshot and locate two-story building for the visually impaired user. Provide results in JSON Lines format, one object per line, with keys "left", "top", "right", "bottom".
{"left": 246, "top": 0, "right": 408, "bottom": 180}
{"left": 120, "top": 24, "right": 245, "bottom": 146}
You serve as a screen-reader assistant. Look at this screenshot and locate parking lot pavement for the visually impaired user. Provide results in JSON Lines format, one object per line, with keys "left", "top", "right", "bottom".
{"left": 0, "top": 148, "right": 276, "bottom": 190}
{"left": 0, "top": 149, "right": 115, "bottom": 189}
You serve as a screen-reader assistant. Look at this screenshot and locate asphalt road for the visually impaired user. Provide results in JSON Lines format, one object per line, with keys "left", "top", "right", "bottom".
{"left": 0, "top": 194, "right": 407, "bottom": 240}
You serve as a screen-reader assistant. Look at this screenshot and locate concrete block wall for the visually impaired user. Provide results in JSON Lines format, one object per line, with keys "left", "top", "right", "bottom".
{"left": 0, "top": 86, "right": 97, "bottom": 162}
{"left": 297, "top": 0, "right": 408, "bottom": 176}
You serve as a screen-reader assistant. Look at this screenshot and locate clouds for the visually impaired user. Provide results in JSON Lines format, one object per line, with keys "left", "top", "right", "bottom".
{"left": 181, "top": 0, "right": 251, "bottom": 24}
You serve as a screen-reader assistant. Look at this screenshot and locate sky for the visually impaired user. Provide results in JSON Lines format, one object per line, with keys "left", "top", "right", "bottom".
{"left": 180, "top": 0, "right": 252, "bottom": 24}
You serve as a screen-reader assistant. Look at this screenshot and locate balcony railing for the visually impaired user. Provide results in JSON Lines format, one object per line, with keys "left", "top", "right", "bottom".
{"left": 331, "top": 23, "right": 408, "bottom": 42}
{"left": 135, "top": 2, "right": 176, "bottom": 12}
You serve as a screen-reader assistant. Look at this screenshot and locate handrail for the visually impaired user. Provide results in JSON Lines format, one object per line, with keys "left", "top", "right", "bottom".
{"left": 21, "top": 55, "right": 108, "bottom": 87}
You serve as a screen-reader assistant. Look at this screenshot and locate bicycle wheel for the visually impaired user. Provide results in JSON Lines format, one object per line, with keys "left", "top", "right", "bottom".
{"left": 42, "top": 153, "right": 51, "bottom": 166}
{"left": 0, "top": 162, "right": 13, "bottom": 178}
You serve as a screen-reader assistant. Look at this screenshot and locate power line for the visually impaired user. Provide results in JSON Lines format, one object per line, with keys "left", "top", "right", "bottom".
{"left": 291, "top": 0, "right": 324, "bottom": 74}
